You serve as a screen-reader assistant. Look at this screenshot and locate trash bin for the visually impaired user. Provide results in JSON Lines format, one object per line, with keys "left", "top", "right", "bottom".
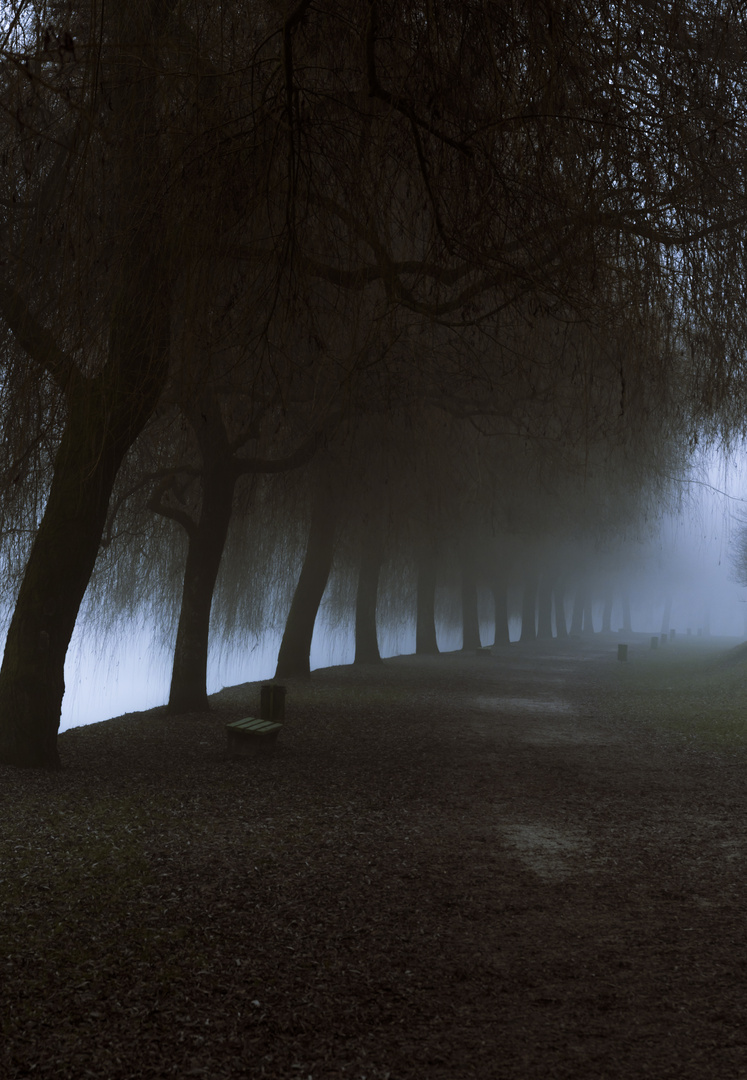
{"left": 260, "top": 684, "right": 286, "bottom": 721}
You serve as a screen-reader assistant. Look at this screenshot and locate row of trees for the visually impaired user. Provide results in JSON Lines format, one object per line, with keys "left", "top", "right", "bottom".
{"left": 2, "top": 1, "right": 747, "bottom": 765}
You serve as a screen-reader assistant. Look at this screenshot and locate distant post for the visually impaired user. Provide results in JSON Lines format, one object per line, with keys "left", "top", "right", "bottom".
{"left": 617, "top": 644, "right": 628, "bottom": 662}
{"left": 650, "top": 636, "right": 658, "bottom": 649}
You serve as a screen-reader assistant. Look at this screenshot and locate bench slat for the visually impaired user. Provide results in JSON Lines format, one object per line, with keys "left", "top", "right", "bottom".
{"left": 227, "top": 717, "right": 282, "bottom": 735}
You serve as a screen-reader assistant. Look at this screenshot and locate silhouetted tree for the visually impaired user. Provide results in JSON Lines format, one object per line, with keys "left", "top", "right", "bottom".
{"left": 520, "top": 570, "right": 538, "bottom": 644}
{"left": 275, "top": 472, "right": 341, "bottom": 680}
{"left": 354, "top": 534, "right": 385, "bottom": 666}
{"left": 460, "top": 555, "right": 482, "bottom": 651}
{"left": 6, "top": 0, "right": 747, "bottom": 767}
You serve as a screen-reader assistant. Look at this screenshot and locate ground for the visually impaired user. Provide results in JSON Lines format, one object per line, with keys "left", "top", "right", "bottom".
{"left": 2, "top": 635, "right": 747, "bottom": 1078}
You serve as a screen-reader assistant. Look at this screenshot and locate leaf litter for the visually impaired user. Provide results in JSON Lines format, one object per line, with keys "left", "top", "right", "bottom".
{"left": 1, "top": 640, "right": 747, "bottom": 1077}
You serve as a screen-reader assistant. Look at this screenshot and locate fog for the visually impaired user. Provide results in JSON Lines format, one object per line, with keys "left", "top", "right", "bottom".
{"left": 51, "top": 448, "right": 747, "bottom": 734}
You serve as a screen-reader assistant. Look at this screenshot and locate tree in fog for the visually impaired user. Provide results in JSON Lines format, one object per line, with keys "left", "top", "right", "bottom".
{"left": 0, "top": 3, "right": 175, "bottom": 765}
{"left": 0, "top": 0, "right": 511, "bottom": 762}
{"left": 4, "top": 1, "right": 747, "bottom": 766}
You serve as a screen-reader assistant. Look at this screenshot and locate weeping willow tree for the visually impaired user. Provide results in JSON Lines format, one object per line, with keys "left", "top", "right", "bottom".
{"left": 0, "top": 0, "right": 302, "bottom": 763}
{"left": 0, "top": 2, "right": 178, "bottom": 766}
{"left": 2, "top": 0, "right": 747, "bottom": 767}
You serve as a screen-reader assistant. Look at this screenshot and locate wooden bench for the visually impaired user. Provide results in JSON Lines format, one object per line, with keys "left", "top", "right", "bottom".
{"left": 226, "top": 717, "right": 282, "bottom": 756}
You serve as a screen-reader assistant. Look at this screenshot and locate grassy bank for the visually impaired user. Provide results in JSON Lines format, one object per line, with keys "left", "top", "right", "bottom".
{"left": 586, "top": 635, "right": 747, "bottom": 748}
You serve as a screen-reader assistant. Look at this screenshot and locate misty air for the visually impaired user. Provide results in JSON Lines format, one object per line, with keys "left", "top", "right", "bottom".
{"left": 4, "top": 4, "right": 747, "bottom": 1079}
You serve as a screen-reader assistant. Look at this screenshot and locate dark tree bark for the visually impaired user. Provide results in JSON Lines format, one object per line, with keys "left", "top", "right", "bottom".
{"left": 491, "top": 574, "right": 511, "bottom": 645}
{"left": 554, "top": 582, "right": 568, "bottom": 638}
{"left": 158, "top": 393, "right": 324, "bottom": 712}
{"left": 167, "top": 467, "right": 237, "bottom": 713}
{"left": 416, "top": 553, "right": 439, "bottom": 655}
{"left": 275, "top": 484, "right": 338, "bottom": 679}
{"left": 0, "top": 255, "right": 169, "bottom": 767}
{"left": 354, "top": 537, "right": 384, "bottom": 664}
{"left": 461, "top": 558, "right": 482, "bottom": 650}
{"left": 0, "top": 4, "right": 172, "bottom": 766}
{"left": 163, "top": 386, "right": 238, "bottom": 714}
{"left": 537, "top": 573, "right": 554, "bottom": 639}
{"left": 520, "top": 570, "right": 537, "bottom": 643}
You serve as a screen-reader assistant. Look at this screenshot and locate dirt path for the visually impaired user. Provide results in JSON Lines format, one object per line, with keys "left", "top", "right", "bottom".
{"left": 2, "top": 638, "right": 747, "bottom": 1078}
{"left": 425, "top": 638, "right": 747, "bottom": 1079}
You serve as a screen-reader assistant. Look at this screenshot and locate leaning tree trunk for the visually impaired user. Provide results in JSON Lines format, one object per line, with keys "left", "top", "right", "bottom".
{"left": 491, "top": 574, "right": 511, "bottom": 646}
{"left": 0, "top": 400, "right": 139, "bottom": 766}
{"left": 416, "top": 553, "right": 439, "bottom": 655}
{"left": 354, "top": 537, "right": 384, "bottom": 665}
{"left": 461, "top": 558, "right": 482, "bottom": 650}
{"left": 0, "top": 282, "right": 169, "bottom": 766}
{"left": 520, "top": 570, "right": 537, "bottom": 643}
{"left": 167, "top": 467, "right": 238, "bottom": 713}
{"left": 0, "top": 8, "right": 170, "bottom": 767}
{"left": 275, "top": 485, "right": 338, "bottom": 679}
{"left": 537, "top": 573, "right": 554, "bottom": 639}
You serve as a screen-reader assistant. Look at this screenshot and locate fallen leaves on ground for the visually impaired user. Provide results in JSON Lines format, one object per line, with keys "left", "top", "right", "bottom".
{"left": 1, "top": 641, "right": 747, "bottom": 1078}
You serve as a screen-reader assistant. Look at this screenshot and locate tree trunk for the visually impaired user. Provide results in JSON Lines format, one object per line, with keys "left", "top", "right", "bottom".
{"left": 275, "top": 485, "right": 338, "bottom": 679}
{"left": 570, "top": 585, "right": 584, "bottom": 635}
{"left": 0, "top": 323, "right": 168, "bottom": 766}
{"left": 520, "top": 571, "right": 537, "bottom": 643}
{"left": 0, "top": 409, "right": 130, "bottom": 766}
{"left": 621, "top": 587, "right": 632, "bottom": 632}
{"left": 537, "top": 573, "right": 554, "bottom": 639}
{"left": 554, "top": 582, "right": 568, "bottom": 638}
{"left": 354, "top": 538, "right": 384, "bottom": 664}
{"left": 491, "top": 575, "right": 511, "bottom": 645}
{"left": 0, "top": 9, "right": 171, "bottom": 766}
{"left": 660, "top": 593, "right": 673, "bottom": 637}
{"left": 602, "top": 586, "right": 613, "bottom": 634}
{"left": 416, "top": 554, "right": 439, "bottom": 655}
{"left": 582, "top": 592, "right": 595, "bottom": 635}
{"left": 167, "top": 468, "right": 237, "bottom": 713}
{"left": 461, "top": 558, "right": 482, "bottom": 650}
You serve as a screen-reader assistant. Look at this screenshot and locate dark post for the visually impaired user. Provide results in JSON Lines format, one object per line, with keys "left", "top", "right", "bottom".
{"left": 261, "top": 685, "right": 286, "bottom": 721}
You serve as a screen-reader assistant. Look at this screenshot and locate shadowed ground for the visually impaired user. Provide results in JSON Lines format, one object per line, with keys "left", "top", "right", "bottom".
{"left": 2, "top": 636, "right": 747, "bottom": 1078}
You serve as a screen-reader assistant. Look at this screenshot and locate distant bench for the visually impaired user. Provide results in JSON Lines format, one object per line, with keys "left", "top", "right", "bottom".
{"left": 226, "top": 684, "right": 286, "bottom": 756}
{"left": 226, "top": 717, "right": 282, "bottom": 756}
